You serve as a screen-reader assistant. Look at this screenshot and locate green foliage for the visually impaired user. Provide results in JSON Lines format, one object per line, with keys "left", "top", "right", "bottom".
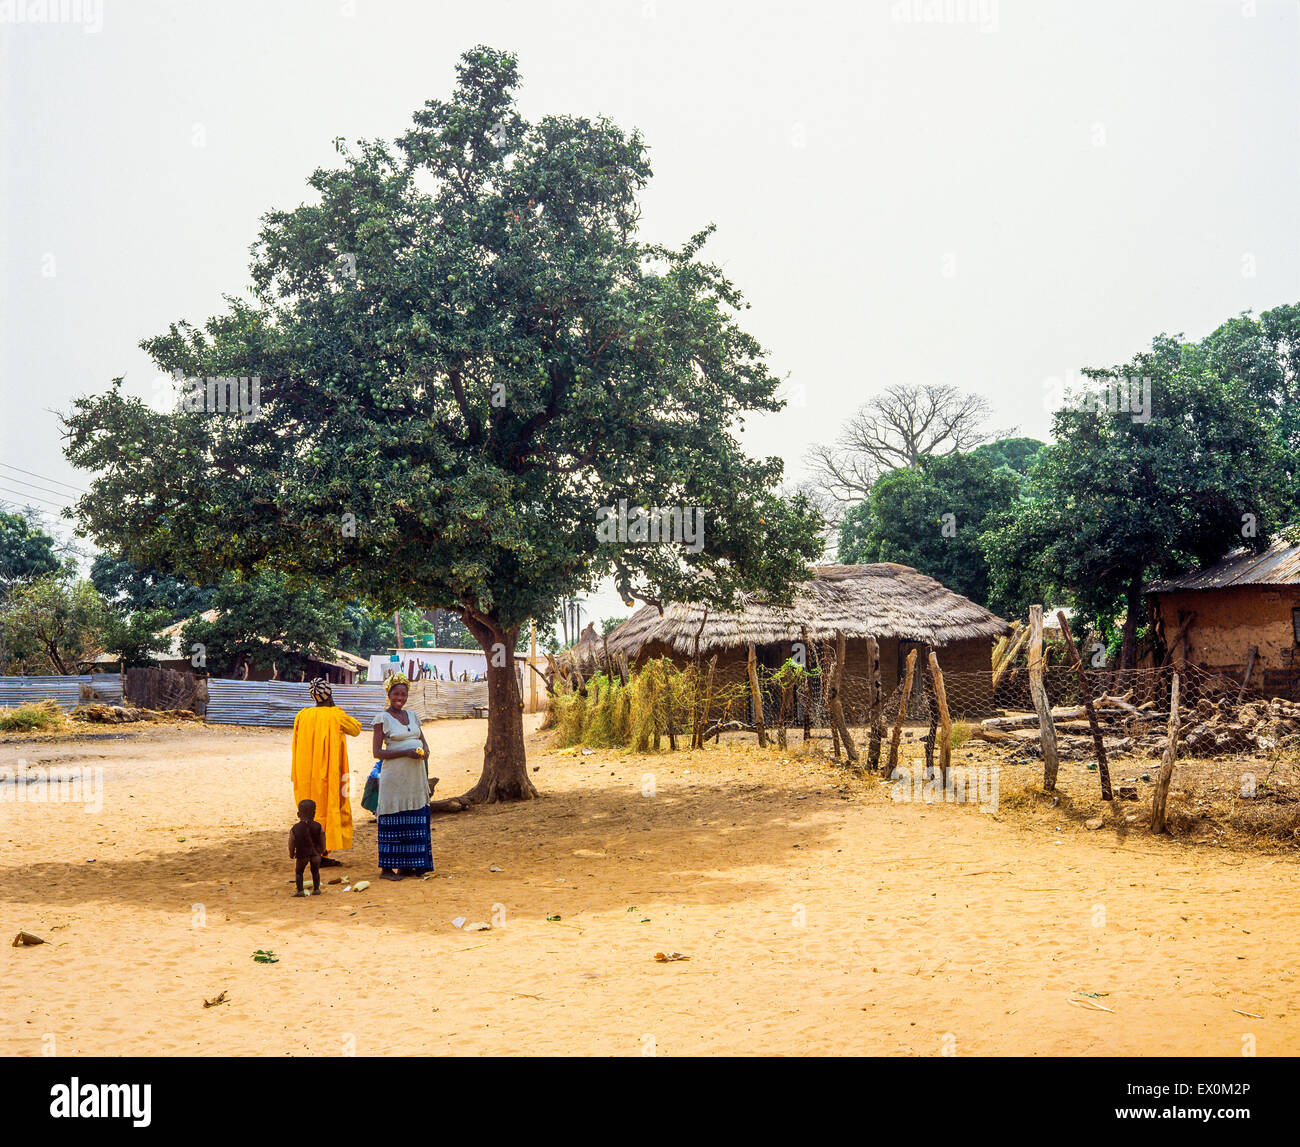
{"left": 0, "top": 575, "right": 109, "bottom": 675}
{"left": 837, "top": 453, "right": 1020, "bottom": 608}
{"left": 984, "top": 314, "right": 1298, "bottom": 655}
{"left": 971, "top": 436, "right": 1044, "bottom": 479}
{"left": 98, "top": 606, "right": 173, "bottom": 669}
{"left": 90, "top": 553, "right": 213, "bottom": 623}
{"left": 181, "top": 572, "right": 348, "bottom": 677}
{"left": 0, "top": 511, "right": 62, "bottom": 598}
{"left": 61, "top": 45, "right": 824, "bottom": 656}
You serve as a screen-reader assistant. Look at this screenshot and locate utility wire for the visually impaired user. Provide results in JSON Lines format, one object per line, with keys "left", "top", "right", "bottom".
{"left": 0, "top": 461, "right": 86, "bottom": 494}
{"left": 0, "top": 473, "right": 78, "bottom": 503}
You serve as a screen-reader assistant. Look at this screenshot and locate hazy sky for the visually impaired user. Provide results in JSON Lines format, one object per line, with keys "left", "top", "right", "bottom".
{"left": 3, "top": 0, "right": 1298, "bottom": 627}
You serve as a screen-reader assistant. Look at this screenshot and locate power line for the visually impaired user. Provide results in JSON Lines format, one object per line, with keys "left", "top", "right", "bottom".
{"left": 0, "top": 462, "right": 86, "bottom": 494}
{"left": 0, "top": 486, "right": 68, "bottom": 512}
{"left": 0, "top": 473, "right": 79, "bottom": 503}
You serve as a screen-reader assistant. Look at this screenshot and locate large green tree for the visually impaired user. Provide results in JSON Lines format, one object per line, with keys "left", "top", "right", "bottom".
{"left": 837, "top": 452, "right": 1020, "bottom": 608}
{"left": 985, "top": 319, "right": 1297, "bottom": 667}
{"left": 62, "top": 47, "right": 822, "bottom": 801}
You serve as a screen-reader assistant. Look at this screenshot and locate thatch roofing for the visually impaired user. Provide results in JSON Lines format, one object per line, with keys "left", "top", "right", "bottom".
{"left": 605, "top": 563, "right": 1010, "bottom": 659}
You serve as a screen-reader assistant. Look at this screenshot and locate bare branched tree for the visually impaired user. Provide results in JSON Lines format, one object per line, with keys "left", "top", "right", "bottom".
{"left": 806, "top": 384, "right": 999, "bottom": 504}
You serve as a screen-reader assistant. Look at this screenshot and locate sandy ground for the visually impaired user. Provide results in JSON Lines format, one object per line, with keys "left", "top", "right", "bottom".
{"left": 2, "top": 717, "right": 1298, "bottom": 1057}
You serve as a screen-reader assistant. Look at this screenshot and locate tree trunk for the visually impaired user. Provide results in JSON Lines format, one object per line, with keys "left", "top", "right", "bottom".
{"left": 746, "top": 643, "right": 767, "bottom": 748}
{"left": 1150, "top": 672, "right": 1181, "bottom": 834}
{"left": 459, "top": 616, "right": 537, "bottom": 804}
{"left": 1119, "top": 568, "right": 1142, "bottom": 673}
{"left": 1027, "top": 605, "right": 1061, "bottom": 792}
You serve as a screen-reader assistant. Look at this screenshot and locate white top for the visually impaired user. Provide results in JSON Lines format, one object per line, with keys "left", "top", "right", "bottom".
{"left": 372, "top": 708, "right": 428, "bottom": 816}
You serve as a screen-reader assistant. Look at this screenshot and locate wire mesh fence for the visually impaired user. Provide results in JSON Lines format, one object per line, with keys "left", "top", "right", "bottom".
{"left": 550, "top": 650, "right": 1300, "bottom": 765}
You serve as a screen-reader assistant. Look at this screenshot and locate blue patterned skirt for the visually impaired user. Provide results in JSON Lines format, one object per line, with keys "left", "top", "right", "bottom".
{"left": 376, "top": 805, "right": 433, "bottom": 872}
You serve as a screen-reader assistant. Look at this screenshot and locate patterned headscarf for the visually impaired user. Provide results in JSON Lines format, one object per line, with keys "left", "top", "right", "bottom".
{"left": 308, "top": 678, "right": 333, "bottom": 702}
{"left": 384, "top": 672, "right": 410, "bottom": 696}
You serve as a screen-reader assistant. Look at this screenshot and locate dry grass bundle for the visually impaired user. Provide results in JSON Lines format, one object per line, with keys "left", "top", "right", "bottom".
{"left": 0, "top": 699, "right": 66, "bottom": 733}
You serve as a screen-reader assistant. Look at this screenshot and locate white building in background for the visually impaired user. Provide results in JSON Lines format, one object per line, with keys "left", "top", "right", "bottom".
{"left": 369, "top": 646, "right": 528, "bottom": 684}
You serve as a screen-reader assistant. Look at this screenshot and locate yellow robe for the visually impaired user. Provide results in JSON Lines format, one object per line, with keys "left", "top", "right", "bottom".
{"left": 291, "top": 704, "right": 362, "bottom": 852}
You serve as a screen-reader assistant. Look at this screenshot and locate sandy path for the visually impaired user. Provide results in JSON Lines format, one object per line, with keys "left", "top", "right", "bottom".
{"left": 1, "top": 718, "right": 1297, "bottom": 1056}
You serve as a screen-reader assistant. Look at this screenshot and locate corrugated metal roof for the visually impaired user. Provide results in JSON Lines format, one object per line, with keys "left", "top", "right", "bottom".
{"left": 0, "top": 675, "right": 123, "bottom": 710}
{"left": 1145, "top": 538, "right": 1300, "bottom": 593}
{"left": 205, "top": 678, "right": 489, "bottom": 728}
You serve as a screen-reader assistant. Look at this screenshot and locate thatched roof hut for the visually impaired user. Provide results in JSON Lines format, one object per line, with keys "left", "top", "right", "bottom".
{"left": 606, "top": 563, "right": 1009, "bottom": 659}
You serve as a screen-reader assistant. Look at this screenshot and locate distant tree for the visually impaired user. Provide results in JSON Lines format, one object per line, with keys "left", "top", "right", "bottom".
{"left": 837, "top": 453, "right": 1020, "bottom": 608}
{"left": 807, "top": 384, "right": 999, "bottom": 505}
{"left": 181, "top": 574, "right": 348, "bottom": 678}
{"left": 971, "top": 436, "right": 1044, "bottom": 479}
{"left": 985, "top": 326, "right": 1295, "bottom": 668}
{"left": 0, "top": 575, "right": 109, "bottom": 674}
{"left": 599, "top": 615, "right": 624, "bottom": 636}
{"left": 99, "top": 607, "right": 174, "bottom": 669}
{"left": 427, "top": 608, "right": 477, "bottom": 649}
{"left": 0, "top": 511, "right": 62, "bottom": 599}
{"left": 90, "top": 553, "right": 213, "bottom": 622}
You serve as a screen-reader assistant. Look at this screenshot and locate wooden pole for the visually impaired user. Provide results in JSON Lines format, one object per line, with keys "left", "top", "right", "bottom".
{"left": 529, "top": 619, "right": 538, "bottom": 714}
{"left": 1237, "top": 645, "right": 1257, "bottom": 703}
{"left": 695, "top": 654, "right": 717, "bottom": 749}
{"left": 1057, "top": 610, "right": 1112, "bottom": 801}
{"left": 886, "top": 647, "right": 918, "bottom": 775}
{"left": 661, "top": 657, "right": 677, "bottom": 750}
{"left": 991, "top": 625, "right": 1030, "bottom": 692}
{"left": 777, "top": 680, "right": 791, "bottom": 749}
{"left": 1027, "top": 605, "right": 1061, "bottom": 791}
{"left": 928, "top": 650, "right": 952, "bottom": 782}
{"left": 800, "top": 626, "right": 812, "bottom": 742}
{"left": 829, "top": 631, "right": 859, "bottom": 764}
{"left": 865, "top": 636, "right": 884, "bottom": 771}
{"left": 1150, "top": 671, "right": 1181, "bottom": 833}
{"left": 746, "top": 643, "right": 767, "bottom": 748}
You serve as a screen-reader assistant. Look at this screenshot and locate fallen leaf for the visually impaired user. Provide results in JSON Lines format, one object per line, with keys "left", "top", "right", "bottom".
{"left": 202, "top": 991, "right": 229, "bottom": 1009}
{"left": 655, "top": 951, "right": 690, "bottom": 962}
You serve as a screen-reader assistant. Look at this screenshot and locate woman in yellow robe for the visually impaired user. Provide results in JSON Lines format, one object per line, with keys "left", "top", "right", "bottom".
{"left": 291, "top": 678, "right": 362, "bottom": 860}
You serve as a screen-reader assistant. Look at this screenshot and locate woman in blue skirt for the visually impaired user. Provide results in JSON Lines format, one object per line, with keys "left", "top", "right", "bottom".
{"left": 370, "top": 674, "right": 433, "bottom": 880}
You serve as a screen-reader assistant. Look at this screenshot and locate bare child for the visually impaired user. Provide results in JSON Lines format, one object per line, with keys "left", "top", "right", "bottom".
{"left": 289, "top": 798, "right": 326, "bottom": 897}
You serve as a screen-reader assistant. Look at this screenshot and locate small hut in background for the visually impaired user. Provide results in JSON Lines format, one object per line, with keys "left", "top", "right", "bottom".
{"left": 605, "top": 563, "right": 1009, "bottom": 719}
{"left": 1145, "top": 537, "right": 1300, "bottom": 699}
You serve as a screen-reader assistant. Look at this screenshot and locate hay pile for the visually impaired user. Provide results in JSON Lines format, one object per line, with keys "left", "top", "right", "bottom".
{"left": 71, "top": 703, "right": 200, "bottom": 725}
{"left": 0, "top": 699, "right": 66, "bottom": 733}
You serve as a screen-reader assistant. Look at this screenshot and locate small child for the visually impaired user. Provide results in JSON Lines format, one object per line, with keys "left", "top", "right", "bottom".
{"left": 289, "top": 798, "right": 326, "bottom": 897}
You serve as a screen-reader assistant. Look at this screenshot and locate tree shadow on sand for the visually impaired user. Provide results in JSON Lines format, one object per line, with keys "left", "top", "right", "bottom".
{"left": 5, "top": 770, "right": 855, "bottom": 935}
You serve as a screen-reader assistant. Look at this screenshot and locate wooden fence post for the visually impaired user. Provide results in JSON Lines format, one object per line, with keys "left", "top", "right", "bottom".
{"left": 800, "top": 627, "right": 812, "bottom": 742}
{"left": 865, "top": 635, "right": 884, "bottom": 771}
{"left": 1150, "top": 672, "right": 1181, "bottom": 833}
{"left": 1027, "top": 606, "right": 1061, "bottom": 791}
{"left": 829, "top": 631, "right": 859, "bottom": 764}
{"left": 886, "top": 647, "right": 918, "bottom": 775}
{"left": 746, "top": 643, "right": 767, "bottom": 748}
{"left": 928, "top": 650, "right": 952, "bottom": 782}
{"left": 1057, "top": 611, "right": 1112, "bottom": 801}
{"left": 661, "top": 658, "right": 677, "bottom": 750}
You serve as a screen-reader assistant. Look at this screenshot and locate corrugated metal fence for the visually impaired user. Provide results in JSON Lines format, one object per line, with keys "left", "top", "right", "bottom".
{"left": 205, "top": 678, "right": 489, "bottom": 727}
{"left": 0, "top": 675, "right": 124, "bottom": 709}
